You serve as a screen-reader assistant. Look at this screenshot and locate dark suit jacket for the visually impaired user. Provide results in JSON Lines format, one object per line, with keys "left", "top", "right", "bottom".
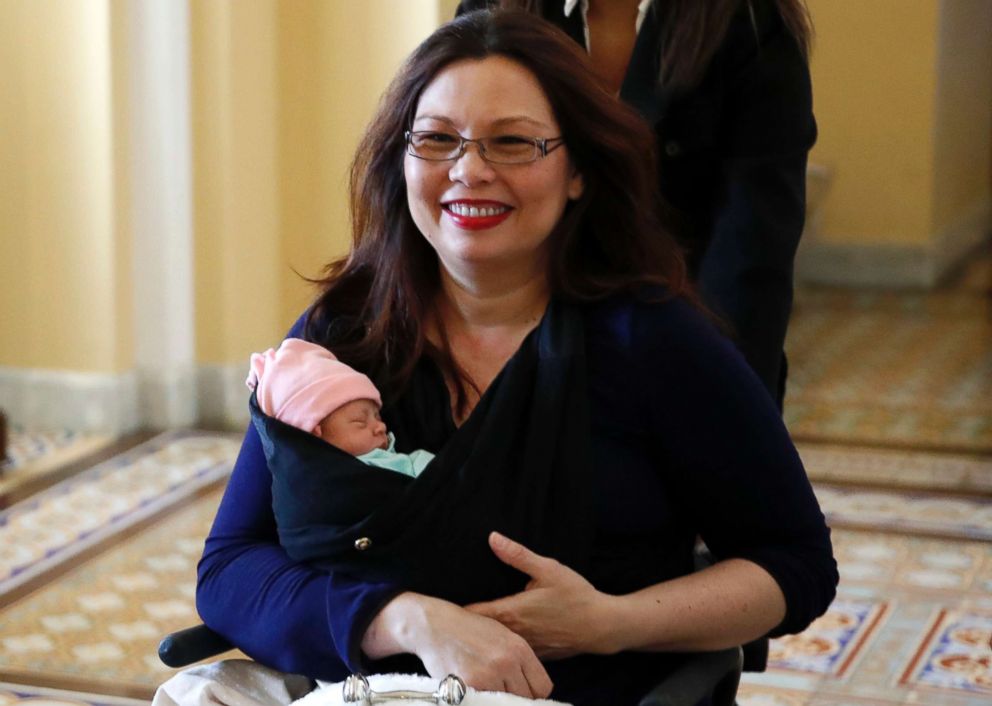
{"left": 456, "top": 0, "right": 816, "bottom": 406}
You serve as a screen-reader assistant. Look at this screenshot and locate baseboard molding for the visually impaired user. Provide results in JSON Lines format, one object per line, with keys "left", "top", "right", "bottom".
{"left": 797, "top": 200, "right": 991, "bottom": 288}
{"left": 137, "top": 364, "right": 199, "bottom": 429}
{"left": 933, "top": 200, "right": 992, "bottom": 280}
{"left": 0, "top": 367, "right": 140, "bottom": 436}
{"left": 0, "top": 363, "right": 247, "bottom": 435}
{"left": 197, "top": 363, "right": 250, "bottom": 431}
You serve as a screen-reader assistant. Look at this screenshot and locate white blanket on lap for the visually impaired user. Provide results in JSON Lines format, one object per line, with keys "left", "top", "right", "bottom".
{"left": 300, "top": 674, "right": 571, "bottom": 706}
{"left": 151, "top": 660, "right": 571, "bottom": 706}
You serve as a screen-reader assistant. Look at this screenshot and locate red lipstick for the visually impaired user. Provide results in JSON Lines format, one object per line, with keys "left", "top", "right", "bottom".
{"left": 443, "top": 200, "right": 513, "bottom": 231}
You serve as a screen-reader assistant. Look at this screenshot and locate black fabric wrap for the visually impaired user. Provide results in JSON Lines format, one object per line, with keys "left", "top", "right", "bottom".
{"left": 253, "top": 300, "right": 594, "bottom": 605}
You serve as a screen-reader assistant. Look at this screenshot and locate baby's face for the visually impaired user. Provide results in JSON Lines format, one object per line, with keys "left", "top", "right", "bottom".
{"left": 316, "top": 398, "right": 389, "bottom": 456}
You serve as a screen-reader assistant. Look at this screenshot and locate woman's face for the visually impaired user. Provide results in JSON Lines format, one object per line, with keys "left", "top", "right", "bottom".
{"left": 404, "top": 56, "right": 583, "bottom": 278}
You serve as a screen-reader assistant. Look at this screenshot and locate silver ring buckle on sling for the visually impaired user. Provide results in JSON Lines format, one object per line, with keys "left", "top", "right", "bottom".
{"left": 343, "top": 674, "right": 467, "bottom": 705}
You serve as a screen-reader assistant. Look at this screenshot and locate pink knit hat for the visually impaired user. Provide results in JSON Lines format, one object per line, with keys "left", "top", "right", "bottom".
{"left": 246, "top": 338, "right": 381, "bottom": 435}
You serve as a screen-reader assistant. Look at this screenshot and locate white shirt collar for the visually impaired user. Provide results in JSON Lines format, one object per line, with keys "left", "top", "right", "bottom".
{"left": 562, "top": 0, "right": 584, "bottom": 17}
{"left": 563, "top": 0, "right": 654, "bottom": 46}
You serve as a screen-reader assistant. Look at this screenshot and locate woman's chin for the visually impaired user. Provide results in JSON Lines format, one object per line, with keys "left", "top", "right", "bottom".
{"left": 436, "top": 240, "right": 538, "bottom": 272}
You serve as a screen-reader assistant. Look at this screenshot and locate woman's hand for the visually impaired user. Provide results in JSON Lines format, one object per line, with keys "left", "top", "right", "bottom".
{"left": 361, "top": 591, "right": 553, "bottom": 699}
{"left": 465, "top": 532, "right": 617, "bottom": 660}
{"left": 466, "top": 534, "right": 790, "bottom": 659}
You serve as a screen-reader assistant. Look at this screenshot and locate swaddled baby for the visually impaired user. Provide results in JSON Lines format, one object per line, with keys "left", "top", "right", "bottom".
{"left": 246, "top": 338, "right": 433, "bottom": 478}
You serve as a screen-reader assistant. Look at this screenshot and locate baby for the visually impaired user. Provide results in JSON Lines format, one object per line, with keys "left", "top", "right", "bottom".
{"left": 246, "top": 338, "right": 433, "bottom": 478}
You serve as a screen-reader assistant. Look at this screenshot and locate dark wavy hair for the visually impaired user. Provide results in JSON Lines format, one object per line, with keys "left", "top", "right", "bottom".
{"left": 306, "top": 9, "right": 690, "bottom": 410}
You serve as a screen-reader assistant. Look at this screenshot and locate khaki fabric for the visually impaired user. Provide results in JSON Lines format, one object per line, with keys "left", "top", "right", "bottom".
{"left": 152, "top": 659, "right": 315, "bottom": 706}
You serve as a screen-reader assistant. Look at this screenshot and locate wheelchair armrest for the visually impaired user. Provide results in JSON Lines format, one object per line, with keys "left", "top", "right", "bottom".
{"left": 158, "top": 623, "right": 235, "bottom": 668}
{"left": 638, "top": 646, "right": 743, "bottom": 706}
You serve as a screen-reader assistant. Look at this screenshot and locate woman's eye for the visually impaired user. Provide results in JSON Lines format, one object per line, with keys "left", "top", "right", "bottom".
{"left": 491, "top": 135, "right": 532, "bottom": 146}
{"left": 420, "top": 132, "right": 458, "bottom": 144}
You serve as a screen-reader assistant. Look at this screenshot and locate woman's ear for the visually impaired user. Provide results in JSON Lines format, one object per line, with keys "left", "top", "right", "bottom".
{"left": 567, "top": 168, "right": 584, "bottom": 200}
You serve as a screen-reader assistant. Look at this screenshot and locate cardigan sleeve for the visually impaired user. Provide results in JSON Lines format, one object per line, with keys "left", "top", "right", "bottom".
{"left": 694, "top": 3, "right": 816, "bottom": 403}
{"left": 195, "top": 314, "right": 402, "bottom": 678}
{"left": 633, "top": 298, "right": 837, "bottom": 636}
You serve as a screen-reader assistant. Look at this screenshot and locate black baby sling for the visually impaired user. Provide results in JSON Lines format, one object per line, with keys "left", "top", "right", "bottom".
{"left": 252, "top": 300, "right": 594, "bottom": 605}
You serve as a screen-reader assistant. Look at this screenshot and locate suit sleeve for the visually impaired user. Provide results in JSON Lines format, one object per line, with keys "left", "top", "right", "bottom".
{"left": 454, "top": 0, "right": 491, "bottom": 16}
{"left": 195, "top": 313, "right": 402, "bottom": 678}
{"left": 695, "top": 9, "right": 816, "bottom": 404}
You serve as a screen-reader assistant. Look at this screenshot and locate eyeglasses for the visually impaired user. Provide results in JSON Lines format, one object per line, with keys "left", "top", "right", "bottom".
{"left": 404, "top": 130, "right": 566, "bottom": 165}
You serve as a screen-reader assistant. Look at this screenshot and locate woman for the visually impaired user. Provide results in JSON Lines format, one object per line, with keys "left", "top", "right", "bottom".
{"left": 456, "top": 0, "right": 816, "bottom": 409}
{"left": 193, "top": 10, "right": 836, "bottom": 705}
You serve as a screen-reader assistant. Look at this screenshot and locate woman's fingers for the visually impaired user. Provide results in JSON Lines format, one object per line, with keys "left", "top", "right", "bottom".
{"left": 488, "top": 531, "right": 557, "bottom": 579}
{"left": 499, "top": 661, "right": 552, "bottom": 700}
{"left": 359, "top": 578, "right": 558, "bottom": 698}
{"left": 408, "top": 595, "right": 553, "bottom": 699}
{"left": 468, "top": 632, "right": 551, "bottom": 698}
{"left": 521, "top": 658, "right": 554, "bottom": 699}
{"left": 466, "top": 535, "right": 609, "bottom": 659}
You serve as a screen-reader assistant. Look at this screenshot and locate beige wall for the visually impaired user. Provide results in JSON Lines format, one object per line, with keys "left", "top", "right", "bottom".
{"left": 807, "top": 0, "right": 940, "bottom": 246}
{"left": 439, "top": 0, "right": 461, "bottom": 20}
{"left": 277, "top": 1, "right": 442, "bottom": 327}
{"left": 931, "top": 0, "right": 992, "bottom": 235}
{"left": 0, "top": 0, "right": 132, "bottom": 373}
{"left": 807, "top": 0, "right": 991, "bottom": 249}
{"left": 191, "top": 0, "right": 283, "bottom": 366}
{"left": 192, "top": 0, "right": 441, "bottom": 364}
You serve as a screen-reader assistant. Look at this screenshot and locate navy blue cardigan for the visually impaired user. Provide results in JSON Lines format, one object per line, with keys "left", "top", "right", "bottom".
{"left": 196, "top": 295, "right": 836, "bottom": 705}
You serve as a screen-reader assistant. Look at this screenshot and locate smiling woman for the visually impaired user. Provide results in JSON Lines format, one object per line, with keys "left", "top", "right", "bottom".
{"left": 176, "top": 9, "right": 837, "bottom": 706}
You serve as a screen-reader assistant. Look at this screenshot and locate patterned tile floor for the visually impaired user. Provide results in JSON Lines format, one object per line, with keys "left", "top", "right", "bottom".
{"left": 0, "top": 430, "right": 113, "bottom": 501}
{"left": 0, "top": 682, "right": 146, "bottom": 706}
{"left": 784, "top": 288, "right": 992, "bottom": 453}
{"left": 740, "top": 527, "right": 992, "bottom": 705}
{"left": 797, "top": 443, "right": 992, "bottom": 496}
{"left": 2, "top": 429, "right": 100, "bottom": 471}
{"left": 814, "top": 484, "right": 992, "bottom": 541}
{"left": 0, "top": 431, "right": 240, "bottom": 601}
{"left": 784, "top": 244, "right": 992, "bottom": 454}
{"left": 0, "top": 487, "right": 243, "bottom": 698}
{"left": 0, "top": 247, "right": 989, "bottom": 706}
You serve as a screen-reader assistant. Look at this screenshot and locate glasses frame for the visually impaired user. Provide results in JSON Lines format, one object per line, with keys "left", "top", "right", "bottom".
{"left": 403, "top": 130, "right": 566, "bottom": 165}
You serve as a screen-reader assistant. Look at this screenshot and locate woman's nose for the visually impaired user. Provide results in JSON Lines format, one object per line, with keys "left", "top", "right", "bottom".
{"left": 448, "top": 144, "right": 495, "bottom": 185}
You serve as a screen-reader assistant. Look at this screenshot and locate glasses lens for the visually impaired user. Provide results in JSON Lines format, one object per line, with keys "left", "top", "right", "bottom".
{"left": 409, "top": 131, "right": 461, "bottom": 160}
{"left": 482, "top": 136, "right": 540, "bottom": 164}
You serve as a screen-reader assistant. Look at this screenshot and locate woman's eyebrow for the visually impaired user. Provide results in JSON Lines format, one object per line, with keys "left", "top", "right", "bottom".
{"left": 412, "top": 115, "right": 552, "bottom": 130}
{"left": 412, "top": 115, "right": 455, "bottom": 125}
{"left": 490, "top": 116, "right": 551, "bottom": 130}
